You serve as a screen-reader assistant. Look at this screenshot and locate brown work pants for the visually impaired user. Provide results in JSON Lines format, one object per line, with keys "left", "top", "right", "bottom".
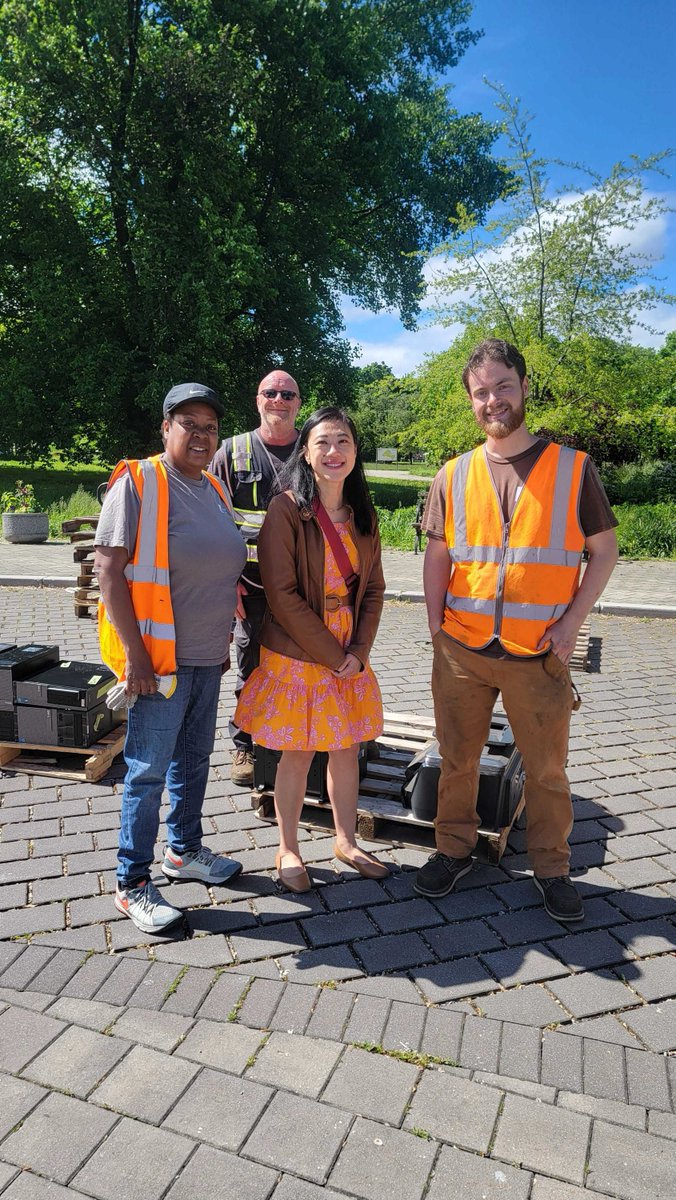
{"left": 431, "top": 632, "right": 575, "bottom": 878}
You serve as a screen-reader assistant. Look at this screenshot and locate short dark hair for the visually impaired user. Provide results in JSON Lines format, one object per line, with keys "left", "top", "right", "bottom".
{"left": 275, "top": 406, "right": 377, "bottom": 536}
{"left": 462, "top": 339, "right": 527, "bottom": 392}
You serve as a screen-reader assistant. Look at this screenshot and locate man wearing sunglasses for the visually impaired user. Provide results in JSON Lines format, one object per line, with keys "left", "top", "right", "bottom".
{"left": 210, "top": 370, "right": 301, "bottom": 785}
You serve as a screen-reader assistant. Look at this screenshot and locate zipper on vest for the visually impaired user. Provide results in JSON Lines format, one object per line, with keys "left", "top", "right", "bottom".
{"left": 493, "top": 518, "right": 510, "bottom": 637}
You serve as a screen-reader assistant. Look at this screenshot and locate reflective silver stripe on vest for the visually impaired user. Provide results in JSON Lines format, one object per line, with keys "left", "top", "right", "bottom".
{"left": 449, "top": 451, "right": 473, "bottom": 559}
{"left": 233, "top": 508, "right": 265, "bottom": 527}
{"left": 446, "top": 595, "right": 569, "bottom": 622}
{"left": 232, "top": 432, "right": 251, "bottom": 472}
{"left": 124, "top": 564, "right": 170, "bottom": 585}
{"left": 137, "top": 618, "right": 175, "bottom": 640}
{"left": 246, "top": 546, "right": 258, "bottom": 562}
{"left": 550, "top": 445, "right": 579, "bottom": 547}
{"left": 504, "top": 546, "right": 582, "bottom": 566}
{"left": 134, "top": 460, "right": 160, "bottom": 567}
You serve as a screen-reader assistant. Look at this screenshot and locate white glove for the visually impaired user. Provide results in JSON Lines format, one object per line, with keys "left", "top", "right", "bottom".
{"left": 106, "top": 674, "right": 177, "bottom": 711}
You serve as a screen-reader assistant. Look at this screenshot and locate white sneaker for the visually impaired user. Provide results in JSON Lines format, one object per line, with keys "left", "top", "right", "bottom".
{"left": 114, "top": 879, "right": 185, "bottom": 935}
{"left": 162, "top": 845, "right": 243, "bottom": 886}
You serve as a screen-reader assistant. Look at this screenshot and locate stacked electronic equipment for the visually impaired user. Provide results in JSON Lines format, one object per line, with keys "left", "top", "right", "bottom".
{"left": 0, "top": 642, "right": 121, "bottom": 748}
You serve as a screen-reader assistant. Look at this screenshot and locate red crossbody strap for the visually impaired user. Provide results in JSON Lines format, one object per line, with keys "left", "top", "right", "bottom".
{"left": 311, "top": 495, "right": 359, "bottom": 589}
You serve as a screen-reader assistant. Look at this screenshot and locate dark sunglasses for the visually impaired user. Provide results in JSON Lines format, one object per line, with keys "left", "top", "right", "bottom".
{"left": 260, "top": 388, "right": 297, "bottom": 401}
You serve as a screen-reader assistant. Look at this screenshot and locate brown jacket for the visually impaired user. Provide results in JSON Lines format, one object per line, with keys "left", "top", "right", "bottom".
{"left": 258, "top": 491, "right": 385, "bottom": 670}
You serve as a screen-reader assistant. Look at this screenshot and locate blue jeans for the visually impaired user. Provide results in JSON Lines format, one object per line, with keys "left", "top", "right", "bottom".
{"left": 117, "top": 665, "right": 222, "bottom": 887}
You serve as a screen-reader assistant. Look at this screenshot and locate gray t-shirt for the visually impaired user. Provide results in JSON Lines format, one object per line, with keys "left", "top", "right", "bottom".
{"left": 95, "top": 459, "right": 247, "bottom": 667}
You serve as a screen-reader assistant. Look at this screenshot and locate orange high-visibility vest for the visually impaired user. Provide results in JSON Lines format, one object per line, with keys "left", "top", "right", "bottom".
{"left": 98, "top": 455, "right": 230, "bottom": 679}
{"left": 442, "top": 443, "right": 587, "bottom": 656}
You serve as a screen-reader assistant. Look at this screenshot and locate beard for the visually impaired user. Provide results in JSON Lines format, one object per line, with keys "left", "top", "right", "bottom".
{"left": 477, "top": 396, "right": 526, "bottom": 439}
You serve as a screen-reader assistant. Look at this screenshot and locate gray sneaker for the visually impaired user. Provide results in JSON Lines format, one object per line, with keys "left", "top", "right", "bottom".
{"left": 115, "top": 879, "right": 185, "bottom": 935}
{"left": 162, "top": 845, "right": 243, "bottom": 886}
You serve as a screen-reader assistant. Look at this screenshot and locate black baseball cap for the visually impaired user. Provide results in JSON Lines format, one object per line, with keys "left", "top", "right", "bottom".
{"left": 163, "top": 383, "right": 224, "bottom": 419}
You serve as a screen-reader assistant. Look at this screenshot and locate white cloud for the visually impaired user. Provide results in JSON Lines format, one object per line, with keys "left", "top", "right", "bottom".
{"left": 349, "top": 321, "right": 463, "bottom": 376}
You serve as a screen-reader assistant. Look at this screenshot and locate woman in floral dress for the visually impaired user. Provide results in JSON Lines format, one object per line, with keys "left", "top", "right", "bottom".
{"left": 235, "top": 407, "right": 388, "bottom": 891}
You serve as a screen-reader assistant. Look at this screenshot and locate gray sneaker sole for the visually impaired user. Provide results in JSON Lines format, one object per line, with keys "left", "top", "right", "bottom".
{"left": 114, "top": 894, "right": 185, "bottom": 935}
{"left": 161, "top": 861, "right": 243, "bottom": 886}
{"left": 414, "top": 860, "right": 473, "bottom": 898}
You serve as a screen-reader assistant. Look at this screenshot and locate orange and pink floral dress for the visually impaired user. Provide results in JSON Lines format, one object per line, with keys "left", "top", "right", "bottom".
{"left": 235, "top": 523, "right": 383, "bottom": 751}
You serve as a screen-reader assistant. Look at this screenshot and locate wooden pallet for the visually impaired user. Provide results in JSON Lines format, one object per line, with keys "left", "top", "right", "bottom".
{"left": 0, "top": 724, "right": 126, "bottom": 782}
{"left": 253, "top": 711, "right": 524, "bottom": 863}
{"left": 62, "top": 516, "right": 101, "bottom": 617}
{"left": 570, "top": 618, "right": 591, "bottom": 672}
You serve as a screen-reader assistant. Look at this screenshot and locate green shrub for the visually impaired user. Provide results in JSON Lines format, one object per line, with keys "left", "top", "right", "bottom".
{"left": 48, "top": 487, "right": 101, "bottom": 538}
{"left": 368, "top": 478, "right": 425, "bottom": 509}
{"left": 600, "top": 461, "right": 676, "bottom": 505}
{"left": 614, "top": 502, "right": 676, "bottom": 559}
{"left": 375, "top": 505, "right": 418, "bottom": 551}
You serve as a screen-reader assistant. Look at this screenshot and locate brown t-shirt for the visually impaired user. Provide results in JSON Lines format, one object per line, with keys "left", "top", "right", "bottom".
{"left": 423, "top": 439, "right": 618, "bottom": 658}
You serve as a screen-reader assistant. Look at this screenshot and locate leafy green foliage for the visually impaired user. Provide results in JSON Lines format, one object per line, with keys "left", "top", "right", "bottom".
{"left": 614, "top": 503, "right": 676, "bottom": 559}
{"left": 0, "top": 0, "right": 505, "bottom": 462}
{"left": 598, "top": 461, "right": 676, "bottom": 505}
{"left": 0, "top": 480, "right": 40, "bottom": 512}
{"left": 47, "top": 486, "right": 100, "bottom": 538}
{"left": 374, "top": 504, "right": 418, "bottom": 551}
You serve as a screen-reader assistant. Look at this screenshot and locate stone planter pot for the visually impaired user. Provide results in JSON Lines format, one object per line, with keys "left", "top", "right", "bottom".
{"left": 2, "top": 511, "right": 50, "bottom": 544}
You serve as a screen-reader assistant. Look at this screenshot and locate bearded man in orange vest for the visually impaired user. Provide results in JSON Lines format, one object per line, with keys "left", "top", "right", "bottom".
{"left": 415, "top": 339, "right": 619, "bottom": 921}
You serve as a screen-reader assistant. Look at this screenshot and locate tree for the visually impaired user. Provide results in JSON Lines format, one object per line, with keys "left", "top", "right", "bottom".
{"left": 432, "top": 85, "right": 674, "bottom": 403}
{"left": 0, "top": 0, "right": 506, "bottom": 462}
{"left": 351, "top": 366, "right": 420, "bottom": 460}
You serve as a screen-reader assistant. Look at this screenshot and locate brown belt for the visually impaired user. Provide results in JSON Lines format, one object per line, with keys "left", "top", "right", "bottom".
{"left": 325, "top": 594, "right": 354, "bottom": 613}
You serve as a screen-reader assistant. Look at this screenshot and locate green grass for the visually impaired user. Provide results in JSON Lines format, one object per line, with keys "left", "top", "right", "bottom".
{"left": 368, "top": 478, "right": 427, "bottom": 509}
{"left": 375, "top": 504, "right": 418, "bottom": 552}
{"left": 614, "top": 502, "right": 676, "bottom": 558}
{"left": 47, "top": 486, "right": 101, "bottom": 538}
{"left": 0, "top": 461, "right": 109, "bottom": 511}
{"left": 599, "top": 460, "right": 676, "bottom": 505}
{"left": 364, "top": 461, "right": 437, "bottom": 477}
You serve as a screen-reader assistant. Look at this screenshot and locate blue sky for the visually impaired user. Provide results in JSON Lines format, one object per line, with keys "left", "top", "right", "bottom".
{"left": 344, "top": 0, "right": 676, "bottom": 375}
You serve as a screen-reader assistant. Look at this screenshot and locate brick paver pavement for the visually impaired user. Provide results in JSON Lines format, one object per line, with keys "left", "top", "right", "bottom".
{"left": 0, "top": 586, "right": 675, "bottom": 1198}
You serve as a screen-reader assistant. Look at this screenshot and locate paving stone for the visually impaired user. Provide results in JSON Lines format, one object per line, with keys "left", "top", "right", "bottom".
{"left": 329, "top": 1116, "right": 436, "bottom": 1200}
{"left": 338, "top": 972, "right": 422, "bottom": 1002}
{"left": 558, "top": 1090, "right": 645, "bottom": 1130}
{"left": 195, "top": 971, "right": 250, "bottom": 1020}
{"left": 301, "top": 910, "right": 377, "bottom": 947}
{"left": 353, "top": 930, "right": 432, "bottom": 973}
{"left": 412, "top": 959, "right": 496, "bottom": 1004}
{"left": 247, "top": 1030, "right": 343, "bottom": 1097}
{"left": 269, "top": 981, "right": 318, "bottom": 1033}
{"left": 381, "top": 999, "right": 426, "bottom": 1053}
{"left": 0, "top": 882, "right": 27, "bottom": 910}
{"left": 119, "top": 961, "right": 179, "bottom": 1010}
{"left": 587, "top": 1119, "right": 676, "bottom": 1200}
{"left": 492, "top": 1092, "right": 591, "bottom": 1185}
{"left": 478, "top": 983, "right": 565, "bottom": 1026}
{"left": 610, "top": 887, "right": 676, "bottom": 921}
{"left": 33, "top": 924, "right": 108, "bottom": 952}
{"left": 487, "top": 908, "right": 564, "bottom": 946}
{"left": 540, "top": 1029, "right": 583, "bottom": 1090}
{"left": 618, "top": 954, "right": 676, "bottom": 1002}
{"left": 0, "top": 1073, "right": 48, "bottom": 1140}
{"left": 0, "top": 1004, "right": 65, "bottom": 1071}
{"left": 1, "top": 1090, "right": 117, "bottom": 1183}
{"left": 230, "top": 921, "right": 306, "bottom": 962}
{"left": 425, "top": 1144, "right": 531, "bottom": 1200}
{"left": 241, "top": 1091, "right": 352, "bottom": 1184}
{"left": 547, "top": 929, "right": 630, "bottom": 972}
{"left": 582, "top": 1036, "right": 627, "bottom": 1100}
{"left": 271, "top": 1178, "right": 345, "bottom": 1200}
{"left": 305, "top": 986, "right": 354, "bottom": 1040}
{"left": 72, "top": 1116, "right": 194, "bottom": 1200}
{"left": 405, "top": 1066, "right": 501, "bottom": 1151}
{"left": 458, "top": 1013, "right": 501, "bottom": 1072}
{"left": 625, "top": 1046, "right": 672, "bottom": 1111}
{"left": 367, "top": 897, "right": 444, "bottom": 934}
{"left": 236, "top": 977, "right": 285, "bottom": 1026}
{"left": 163, "top": 1066, "right": 272, "bottom": 1149}
{"left": 161, "top": 965, "right": 214, "bottom": 1015}
{"left": 173, "top": 1017, "right": 265, "bottom": 1072}
{"left": 497, "top": 1021, "right": 542, "bottom": 1082}
{"left": 25, "top": 947, "right": 84, "bottom": 994}
{"left": 0, "top": 901, "right": 66, "bottom": 937}
{"left": 623, "top": 999, "right": 676, "bottom": 1051}
{"left": 490, "top": 878, "right": 541, "bottom": 910}
{"left": 343, "top": 993, "right": 390, "bottom": 1044}
{"left": 46, "top": 995, "right": 122, "bottom": 1031}
{"left": 547, "top": 968, "right": 637, "bottom": 1017}
{"left": 0, "top": 944, "right": 56, "bottom": 989}
{"left": 164, "top": 1144, "right": 278, "bottom": 1200}
{"left": 90, "top": 1042, "right": 199, "bottom": 1123}
{"left": 276, "top": 943, "right": 363, "bottom": 984}
{"left": 481, "top": 944, "right": 571, "bottom": 987}
{"left": 322, "top": 1044, "right": 419, "bottom": 1123}
{"left": 0, "top": 986, "right": 54, "bottom": 1011}
{"left": 648, "top": 1110, "right": 676, "bottom": 1139}
{"left": 22, "top": 1023, "right": 130, "bottom": 1097}
{"left": 557, "top": 1013, "right": 643, "bottom": 1047}
{"left": 252, "top": 890, "right": 325, "bottom": 924}
{"left": 473, "top": 1071, "right": 555, "bottom": 1103}
{"left": 0, "top": 1164, "right": 18, "bottom": 1193}
{"left": 530, "top": 1179, "right": 607, "bottom": 1200}
{"left": 0, "top": 940, "right": 27, "bottom": 976}
{"left": 109, "top": 1006, "right": 193, "bottom": 1051}
{"left": 57, "top": 952, "right": 116, "bottom": 1000}
{"left": 605, "top": 858, "right": 676, "bottom": 888}
{"left": 424, "top": 918, "right": 504, "bottom": 961}
{"left": 95, "top": 958, "right": 151, "bottom": 1005}
{"left": 608, "top": 919, "right": 676, "bottom": 957}
{"left": 1, "top": 817, "right": 60, "bottom": 841}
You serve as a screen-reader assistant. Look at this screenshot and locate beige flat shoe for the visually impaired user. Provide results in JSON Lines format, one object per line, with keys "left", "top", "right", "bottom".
{"left": 275, "top": 852, "right": 312, "bottom": 893}
{"left": 333, "top": 842, "right": 390, "bottom": 879}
